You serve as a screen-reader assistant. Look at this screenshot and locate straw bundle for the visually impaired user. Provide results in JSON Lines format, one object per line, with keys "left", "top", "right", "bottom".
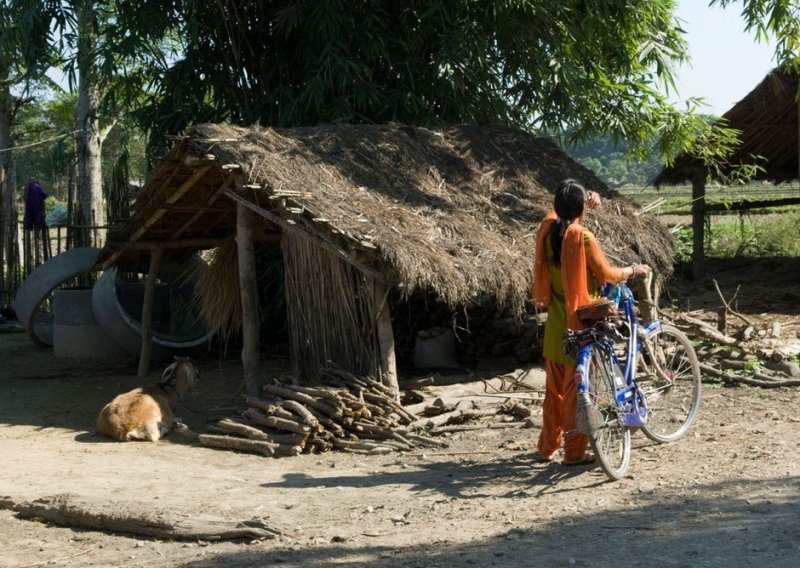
{"left": 193, "top": 238, "right": 241, "bottom": 340}
{"left": 282, "top": 232, "right": 379, "bottom": 381}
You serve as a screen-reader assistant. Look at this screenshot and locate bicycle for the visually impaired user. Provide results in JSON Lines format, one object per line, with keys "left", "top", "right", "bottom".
{"left": 563, "top": 280, "right": 702, "bottom": 480}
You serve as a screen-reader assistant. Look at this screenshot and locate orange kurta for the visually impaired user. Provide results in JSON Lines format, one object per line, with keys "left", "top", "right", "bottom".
{"left": 532, "top": 212, "right": 627, "bottom": 461}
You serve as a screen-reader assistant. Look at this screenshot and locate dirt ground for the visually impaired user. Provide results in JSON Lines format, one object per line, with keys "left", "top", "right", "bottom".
{"left": 2, "top": 258, "right": 800, "bottom": 568}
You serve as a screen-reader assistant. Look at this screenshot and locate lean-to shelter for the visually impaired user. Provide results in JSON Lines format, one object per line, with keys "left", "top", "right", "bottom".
{"left": 653, "top": 67, "right": 800, "bottom": 278}
{"left": 97, "top": 123, "right": 674, "bottom": 392}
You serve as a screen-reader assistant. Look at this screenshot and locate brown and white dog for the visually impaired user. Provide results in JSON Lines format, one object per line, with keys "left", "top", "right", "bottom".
{"left": 97, "top": 357, "right": 200, "bottom": 442}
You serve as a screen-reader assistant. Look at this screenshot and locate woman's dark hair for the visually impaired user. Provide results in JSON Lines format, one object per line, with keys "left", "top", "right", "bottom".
{"left": 550, "top": 179, "right": 587, "bottom": 267}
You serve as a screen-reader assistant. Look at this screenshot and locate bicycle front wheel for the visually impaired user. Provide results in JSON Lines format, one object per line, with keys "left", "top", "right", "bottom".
{"left": 639, "top": 324, "right": 702, "bottom": 443}
{"left": 587, "top": 346, "right": 631, "bottom": 480}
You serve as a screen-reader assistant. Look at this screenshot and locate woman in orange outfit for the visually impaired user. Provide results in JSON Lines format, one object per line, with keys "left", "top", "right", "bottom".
{"left": 532, "top": 179, "right": 650, "bottom": 465}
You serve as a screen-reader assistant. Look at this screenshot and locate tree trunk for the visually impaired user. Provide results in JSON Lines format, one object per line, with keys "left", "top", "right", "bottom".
{"left": 0, "top": 68, "right": 18, "bottom": 302}
{"left": 76, "top": 0, "right": 105, "bottom": 246}
{"left": 3, "top": 494, "right": 282, "bottom": 541}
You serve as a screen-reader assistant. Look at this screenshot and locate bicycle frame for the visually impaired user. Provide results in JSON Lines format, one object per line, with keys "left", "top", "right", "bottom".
{"left": 573, "top": 283, "right": 660, "bottom": 429}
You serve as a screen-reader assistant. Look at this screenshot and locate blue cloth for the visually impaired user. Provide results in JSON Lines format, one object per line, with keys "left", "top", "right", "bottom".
{"left": 24, "top": 180, "right": 47, "bottom": 229}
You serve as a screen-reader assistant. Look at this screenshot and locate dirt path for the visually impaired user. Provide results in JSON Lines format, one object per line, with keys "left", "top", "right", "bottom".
{"left": 2, "top": 332, "right": 800, "bottom": 567}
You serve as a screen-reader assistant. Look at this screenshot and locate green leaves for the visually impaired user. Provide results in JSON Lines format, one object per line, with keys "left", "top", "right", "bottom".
{"left": 711, "top": 0, "right": 800, "bottom": 65}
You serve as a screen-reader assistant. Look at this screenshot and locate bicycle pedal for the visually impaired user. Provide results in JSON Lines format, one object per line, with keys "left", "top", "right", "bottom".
{"left": 576, "top": 392, "right": 604, "bottom": 436}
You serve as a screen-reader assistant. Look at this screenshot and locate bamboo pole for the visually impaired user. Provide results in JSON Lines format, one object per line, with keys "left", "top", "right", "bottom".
{"left": 236, "top": 201, "right": 261, "bottom": 395}
{"left": 137, "top": 249, "right": 163, "bottom": 378}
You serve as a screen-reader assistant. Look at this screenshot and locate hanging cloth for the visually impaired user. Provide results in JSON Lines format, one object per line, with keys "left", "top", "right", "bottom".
{"left": 23, "top": 180, "right": 47, "bottom": 229}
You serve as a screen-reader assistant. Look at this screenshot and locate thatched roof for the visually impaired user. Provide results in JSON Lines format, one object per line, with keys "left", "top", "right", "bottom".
{"left": 654, "top": 68, "right": 799, "bottom": 185}
{"left": 101, "top": 123, "right": 674, "bottom": 313}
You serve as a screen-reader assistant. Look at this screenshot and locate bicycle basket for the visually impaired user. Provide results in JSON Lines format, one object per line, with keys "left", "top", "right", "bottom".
{"left": 577, "top": 299, "right": 618, "bottom": 322}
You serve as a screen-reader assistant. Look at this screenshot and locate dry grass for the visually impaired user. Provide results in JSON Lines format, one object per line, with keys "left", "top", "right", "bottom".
{"left": 282, "top": 232, "right": 379, "bottom": 381}
{"left": 193, "top": 238, "right": 241, "bottom": 340}
{"left": 178, "top": 122, "right": 674, "bottom": 314}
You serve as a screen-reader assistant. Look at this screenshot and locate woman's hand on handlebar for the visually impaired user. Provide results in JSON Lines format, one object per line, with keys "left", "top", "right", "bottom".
{"left": 627, "top": 263, "right": 652, "bottom": 279}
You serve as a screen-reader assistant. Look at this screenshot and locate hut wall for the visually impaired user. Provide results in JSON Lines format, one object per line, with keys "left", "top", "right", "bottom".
{"left": 282, "top": 232, "right": 380, "bottom": 381}
{"left": 392, "top": 291, "right": 543, "bottom": 370}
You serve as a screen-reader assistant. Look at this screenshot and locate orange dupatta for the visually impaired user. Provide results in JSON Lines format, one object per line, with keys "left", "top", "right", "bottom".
{"left": 532, "top": 212, "right": 557, "bottom": 308}
{"left": 561, "top": 222, "right": 591, "bottom": 331}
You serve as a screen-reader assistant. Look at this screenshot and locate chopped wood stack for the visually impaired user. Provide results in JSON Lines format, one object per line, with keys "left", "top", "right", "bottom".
{"left": 198, "top": 367, "right": 447, "bottom": 457}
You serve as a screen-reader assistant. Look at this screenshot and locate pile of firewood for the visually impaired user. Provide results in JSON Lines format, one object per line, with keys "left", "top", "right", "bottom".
{"left": 663, "top": 278, "right": 800, "bottom": 388}
{"left": 197, "top": 367, "right": 448, "bottom": 457}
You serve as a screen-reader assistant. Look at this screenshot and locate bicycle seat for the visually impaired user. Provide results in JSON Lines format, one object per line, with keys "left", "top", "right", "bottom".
{"left": 576, "top": 299, "right": 618, "bottom": 323}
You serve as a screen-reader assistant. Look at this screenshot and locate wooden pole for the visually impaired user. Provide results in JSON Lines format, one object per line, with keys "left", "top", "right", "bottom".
{"left": 137, "top": 249, "right": 163, "bottom": 378}
{"left": 373, "top": 279, "right": 399, "bottom": 398}
{"left": 236, "top": 201, "right": 261, "bottom": 395}
{"left": 691, "top": 170, "right": 706, "bottom": 280}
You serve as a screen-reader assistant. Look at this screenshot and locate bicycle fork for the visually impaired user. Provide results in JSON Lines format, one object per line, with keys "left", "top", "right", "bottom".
{"left": 574, "top": 342, "right": 648, "bottom": 434}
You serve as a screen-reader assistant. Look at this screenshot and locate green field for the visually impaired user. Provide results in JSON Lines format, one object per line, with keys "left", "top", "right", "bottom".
{"left": 618, "top": 184, "right": 800, "bottom": 260}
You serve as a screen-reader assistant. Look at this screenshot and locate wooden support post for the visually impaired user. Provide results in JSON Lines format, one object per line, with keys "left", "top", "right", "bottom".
{"left": 373, "top": 279, "right": 399, "bottom": 399}
{"left": 236, "top": 202, "right": 261, "bottom": 395}
{"left": 691, "top": 171, "right": 706, "bottom": 280}
{"left": 138, "top": 249, "right": 163, "bottom": 378}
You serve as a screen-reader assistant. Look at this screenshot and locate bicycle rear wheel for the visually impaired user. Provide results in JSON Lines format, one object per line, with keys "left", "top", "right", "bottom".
{"left": 639, "top": 324, "right": 701, "bottom": 443}
{"left": 586, "top": 346, "right": 630, "bottom": 480}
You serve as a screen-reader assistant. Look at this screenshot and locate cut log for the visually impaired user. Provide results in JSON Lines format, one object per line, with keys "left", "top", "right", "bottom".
{"left": 4, "top": 494, "right": 282, "bottom": 541}
{"left": 244, "top": 397, "right": 296, "bottom": 421}
{"left": 262, "top": 383, "right": 343, "bottom": 419}
{"left": 200, "top": 433, "right": 302, "bottom": 457}
{"left": 216, "top": 418, "right": 274, "bottom": 441}
{"left": 239, "top": 411, "right": 311, "bottom": 434}
{"left": 672, "top": 313, "right": 739, "bottom": 346}
{"left": 699, "top": 363, "right": 800, "bottom": 388}
{"left": 280, "top": 400, "right": 321, "bottom": 430}
{"left": 331, "top": 438, "right": 394, "bottom": 454}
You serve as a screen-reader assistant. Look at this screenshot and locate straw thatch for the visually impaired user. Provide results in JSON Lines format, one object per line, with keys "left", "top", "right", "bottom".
{"left": 654, "top": 68, "right": 799, "bottom": 185}
{"left": 101, "top": 122, "right": 674, "bottom": 317}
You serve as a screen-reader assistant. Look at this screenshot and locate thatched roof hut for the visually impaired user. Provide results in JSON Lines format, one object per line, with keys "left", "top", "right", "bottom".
{"left": 99, "top": 123, "right": 673, "bottom": 387}
{"left": 652, "top": 67, "right": 799, "bottom": 278}
{"left": 654, "top": 68, "right": 799, "bottom": 186}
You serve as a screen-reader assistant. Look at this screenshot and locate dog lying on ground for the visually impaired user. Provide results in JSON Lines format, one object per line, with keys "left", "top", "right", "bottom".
{"left": 97, "top": 357, "right": 199, "bottom": 442}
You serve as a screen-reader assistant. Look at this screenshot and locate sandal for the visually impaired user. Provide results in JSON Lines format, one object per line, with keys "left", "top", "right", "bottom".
{"left": 533, "top": 451, "right": 557, "bottom": 463}
{"left": 562, "top": 453, "right": 596, "bottom": 466}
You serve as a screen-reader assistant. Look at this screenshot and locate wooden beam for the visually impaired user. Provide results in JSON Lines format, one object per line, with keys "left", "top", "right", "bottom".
{"left": 172, "top": 175, "right": 237, "bottom": 239}
{"left": 138, "top": 249, "right": 163, "bottom": 378}
{"left": 691, "top": 171, "right": 706, "bottom": 280}
{"left": 705, "top": 197, "right": 800, "bottom": 213}
{"left": 129, "top": 165, "right": 211, "bottom": 242}
{"left": 108, "top": 237, "right": 229, "bottom": 251}
{"left": 224, "top": 188, "right": 385, "bottom": 282}
{"left": 373, "top": 279, "right": 399, "bottom": 398}
{"left": 236, "top": 201, "right": 262, "bottom": 396}
{"left": 102, "top": 165, "right": 212, "bottom": 269}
